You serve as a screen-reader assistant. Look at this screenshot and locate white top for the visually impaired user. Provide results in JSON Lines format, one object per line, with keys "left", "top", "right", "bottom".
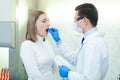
{"left": 57, "top": 30, "right": 108, "bottom": 80}
{"left": 20, "top": 36, "right": 56, "bottom": 80}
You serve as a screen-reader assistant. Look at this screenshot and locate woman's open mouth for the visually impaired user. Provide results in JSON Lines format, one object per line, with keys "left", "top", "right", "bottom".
{"left": 46, "top": 28, "right": 49, "bottom": 32}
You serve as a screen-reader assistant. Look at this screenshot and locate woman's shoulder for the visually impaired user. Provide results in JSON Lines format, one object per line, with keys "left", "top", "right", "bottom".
{"left": 21, "top": 40, "right": 34, "bottom": 47}
{"left": 20, "top": 40, "right": 35, "bottom": 58}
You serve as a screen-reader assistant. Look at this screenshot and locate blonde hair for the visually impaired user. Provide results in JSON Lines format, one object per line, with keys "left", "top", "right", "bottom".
{"left": 26, "top": 11, "right": 45, "bottom": 42}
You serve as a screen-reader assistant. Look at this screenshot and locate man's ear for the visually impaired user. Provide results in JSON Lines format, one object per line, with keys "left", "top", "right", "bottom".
{"left": 84, "top": 17, "right": 89, "bottom": 25}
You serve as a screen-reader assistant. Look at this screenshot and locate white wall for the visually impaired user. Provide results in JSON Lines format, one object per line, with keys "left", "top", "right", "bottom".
{"left": 0, "top": 0, "right": 12, "bottom": 21}
{"left": 39, "top": 0, "right": 120, "bottom": 80}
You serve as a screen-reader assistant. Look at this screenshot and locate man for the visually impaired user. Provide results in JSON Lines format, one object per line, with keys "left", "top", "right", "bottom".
{"left": 48, "top": 3, "right": 108, "bottom": 80}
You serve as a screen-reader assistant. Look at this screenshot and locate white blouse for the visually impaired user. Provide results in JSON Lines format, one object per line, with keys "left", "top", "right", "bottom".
{"left": 20, "top": 36, "right": 56, "bottom": 80}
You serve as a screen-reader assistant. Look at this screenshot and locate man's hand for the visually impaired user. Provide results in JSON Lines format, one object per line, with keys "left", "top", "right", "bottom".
{"left": 58, "top": 65, "right": 71, "bottom": 78}
{"left": 48, "top": 28, "right": 61, "bottom": 42}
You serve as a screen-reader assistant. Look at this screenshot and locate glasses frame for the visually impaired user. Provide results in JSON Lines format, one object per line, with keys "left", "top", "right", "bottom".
{"left": 75, "top": 16, "right": 84, "bottom": 22}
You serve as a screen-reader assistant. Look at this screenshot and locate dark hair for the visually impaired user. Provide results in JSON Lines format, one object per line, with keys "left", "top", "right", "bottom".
{"left": 75, "top": 3, "right": 98, "bottom": 26}
{"left": 26, "top": 11, "right": 45, "bottom": 42}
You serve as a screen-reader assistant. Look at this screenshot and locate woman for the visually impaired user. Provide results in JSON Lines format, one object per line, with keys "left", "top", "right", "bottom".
{"left": 20, "top": 11, "right": 56, "bottom": 80}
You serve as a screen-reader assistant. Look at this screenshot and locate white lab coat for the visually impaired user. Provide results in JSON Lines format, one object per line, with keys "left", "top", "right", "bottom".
{"left": 20, "top": 36, "right": 56, "bottom": 80}
{"left": 57, "top": 31, "right": 108, "bottom": 80}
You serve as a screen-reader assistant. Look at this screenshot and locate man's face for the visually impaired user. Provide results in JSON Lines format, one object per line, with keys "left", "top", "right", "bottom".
{"left": 74, "top": 11, "right": 84, "bottom": 28}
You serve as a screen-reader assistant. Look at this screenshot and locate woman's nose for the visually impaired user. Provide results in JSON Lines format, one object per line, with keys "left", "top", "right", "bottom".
{"left": 47, "top": 22, "right": 50, "bottom": 26}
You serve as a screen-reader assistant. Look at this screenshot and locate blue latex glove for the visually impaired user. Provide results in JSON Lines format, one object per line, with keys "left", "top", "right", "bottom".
{"left": 58, "top": 65, "right": 71, "bottom": 78}
{"left": 48, "top": 28, "right": 61, "bottom": 42}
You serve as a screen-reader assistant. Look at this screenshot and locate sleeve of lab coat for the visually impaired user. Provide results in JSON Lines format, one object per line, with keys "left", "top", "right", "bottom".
{"left": 68, "top": 43, "right": 102, "bottom": 80}
{"left": 20, "top": 41, "right": 46, "bottom": 80}
{"left": 56, "top": 42, "right": 78, "bottom": 65}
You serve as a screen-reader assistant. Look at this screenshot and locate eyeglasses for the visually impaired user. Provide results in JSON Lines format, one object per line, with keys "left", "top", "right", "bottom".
{"left": 74, "top": 16, "right": 84, "bottom": 22}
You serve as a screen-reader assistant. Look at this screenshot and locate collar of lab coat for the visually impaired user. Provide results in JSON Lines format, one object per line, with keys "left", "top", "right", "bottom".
{"left": 84, "top": 27, "right": 98, "bottom": 37}
{"left": 83, "top": 31, "right": 105, "bottom": 44}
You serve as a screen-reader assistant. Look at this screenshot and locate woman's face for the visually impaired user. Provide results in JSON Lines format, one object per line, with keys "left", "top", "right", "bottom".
{"left": 35, "top": 14, "right": 50, "bottom": 37}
